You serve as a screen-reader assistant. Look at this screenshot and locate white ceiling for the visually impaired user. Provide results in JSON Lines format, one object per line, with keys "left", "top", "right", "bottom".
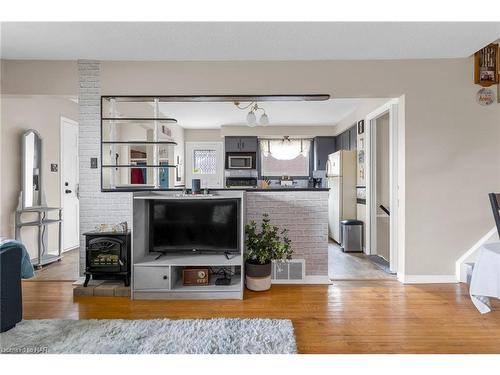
{"left": 1, "top": 22, "right": 499, "bottom": 60}
{"left": 157, "top": 99, "right": 360, "bottom": 129}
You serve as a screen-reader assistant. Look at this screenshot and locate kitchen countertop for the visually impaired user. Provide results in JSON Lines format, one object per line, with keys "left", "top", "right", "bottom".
{"left": 108, "top": 187, "right": 328, "bottom": 193}
{"left": 241, "top": 188, "right": 329, "bottom": 192}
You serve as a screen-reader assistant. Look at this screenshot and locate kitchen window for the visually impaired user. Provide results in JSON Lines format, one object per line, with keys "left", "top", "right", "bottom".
{"left": 260, "top": 138, "right": 311, "bottom": 177}
{"left": 193, "top": 149, "right": 217, "bottom": 174}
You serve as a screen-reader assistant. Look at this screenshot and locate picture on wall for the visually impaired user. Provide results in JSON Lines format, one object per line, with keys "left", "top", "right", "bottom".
{"left": 474, "top": 43, "right": 499, "bottom": 87}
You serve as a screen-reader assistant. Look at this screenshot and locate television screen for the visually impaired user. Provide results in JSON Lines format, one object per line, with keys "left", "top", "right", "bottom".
{"left": 150, "top": 198, "right": 239, "bottom": 253}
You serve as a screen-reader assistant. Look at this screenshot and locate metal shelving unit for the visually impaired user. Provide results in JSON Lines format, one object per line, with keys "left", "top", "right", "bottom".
{"left": 101, "top": 97, "right": 179, "bottom": 191}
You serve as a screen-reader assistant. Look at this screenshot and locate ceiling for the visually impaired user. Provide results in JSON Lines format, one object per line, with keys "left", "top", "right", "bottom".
{"left": 1, "top": 22, "right": 499, "bottom": 60}
{"left": 156, "top": 99, "right": 360, "bottom": 129}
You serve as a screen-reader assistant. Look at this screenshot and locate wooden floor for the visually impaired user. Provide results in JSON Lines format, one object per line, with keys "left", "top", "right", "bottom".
{"left": 21, "top": 280, "right": 500, "bottom": 353}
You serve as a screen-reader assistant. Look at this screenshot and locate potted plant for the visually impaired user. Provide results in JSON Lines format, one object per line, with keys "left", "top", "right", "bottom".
{"left": 245, "top": 213, "right": 293, "bottom": 291}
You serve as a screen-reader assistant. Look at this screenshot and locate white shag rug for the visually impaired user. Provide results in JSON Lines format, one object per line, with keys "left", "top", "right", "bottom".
{"left": 0, "top": 318, "right": 297, "bottom": 354}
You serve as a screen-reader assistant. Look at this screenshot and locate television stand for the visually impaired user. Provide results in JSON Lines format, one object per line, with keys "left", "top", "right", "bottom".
{"left": 131, "top": 191, "right": 245, "bottom": 300}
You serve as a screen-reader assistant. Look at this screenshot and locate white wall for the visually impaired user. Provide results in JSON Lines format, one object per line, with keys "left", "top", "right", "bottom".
{"left": 334, "top": 98, "right": 391, "bottom": 135}
{"left": 2, "top": 58, "right": 499, "bottom": 278}
{"left": 184, "top": 129, "right": 222, "bottom": 142}
{"left": 0, "top": 95, "right": 78, "bottom": 258}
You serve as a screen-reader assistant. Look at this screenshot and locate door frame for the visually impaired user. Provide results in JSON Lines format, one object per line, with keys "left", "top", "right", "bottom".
{"left": 60, "top": 116, "right": 79, "bottom": 252}
{"left": 184, "top": 141, "right": 224, "bottom": 189}
{"left": 365, "top": 99, "right": 401, "bottom": 275}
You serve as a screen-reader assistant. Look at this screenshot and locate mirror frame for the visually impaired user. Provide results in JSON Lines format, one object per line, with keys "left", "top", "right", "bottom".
{"left": 22, "top": 129, "right": 43, "bottom": 209}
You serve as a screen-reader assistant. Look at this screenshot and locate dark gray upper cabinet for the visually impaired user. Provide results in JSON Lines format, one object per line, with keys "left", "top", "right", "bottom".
{"left": 339, "top": 131, "right": 350, "bottom": 151}
{"left": 239, "top": 137, "right": 258, "bottom": 152}
{"left": 349, "top": 126, "right": 357, "bottom": 150}
{"left": 337, "top": 125, "right": 357, "bottom": 151}
{"left": 314, "top": 136, "right": 337, "bottom": 170}
{"left": 225, "top": 136, "right": 258, "bottom": 152}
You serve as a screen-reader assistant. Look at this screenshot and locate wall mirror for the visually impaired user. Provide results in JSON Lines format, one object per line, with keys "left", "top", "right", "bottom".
{"left": 22, "top": 129, "right": 43, "bottom": 208}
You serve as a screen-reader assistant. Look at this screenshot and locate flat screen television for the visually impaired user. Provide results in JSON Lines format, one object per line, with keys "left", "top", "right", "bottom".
{"left": 149, "top": 198, "right": 240, "bottom": 254}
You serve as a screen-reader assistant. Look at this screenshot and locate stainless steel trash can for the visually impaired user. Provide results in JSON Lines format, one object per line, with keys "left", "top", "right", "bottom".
{"left": 340, "top": 219, "right": 363, "bottom": 252}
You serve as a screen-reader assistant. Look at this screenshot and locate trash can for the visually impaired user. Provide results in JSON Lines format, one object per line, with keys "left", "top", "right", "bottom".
{"left": 340, "top": 219, "right": 363, "bottom": 252}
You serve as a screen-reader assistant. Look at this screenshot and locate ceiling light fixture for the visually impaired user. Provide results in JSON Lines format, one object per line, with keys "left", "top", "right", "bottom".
{"left": 234, "top": 101, "right": 269, "bottom": 126}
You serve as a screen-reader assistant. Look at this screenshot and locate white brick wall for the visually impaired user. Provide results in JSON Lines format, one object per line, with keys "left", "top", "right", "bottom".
{"left": 246, "top": 191, "right": 329, "bottom": 276}
{"left": 78, "top": 61, "right": 132, "bottom": 274}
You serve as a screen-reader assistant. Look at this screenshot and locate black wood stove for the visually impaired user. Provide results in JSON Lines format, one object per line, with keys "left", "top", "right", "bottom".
{"left": 83, "top": 231, "right": 131, "bottom": 287}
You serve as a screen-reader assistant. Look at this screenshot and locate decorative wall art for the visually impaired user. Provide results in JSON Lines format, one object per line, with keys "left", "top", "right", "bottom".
{"left": 476, "top": 87, "right": 496, "bottom": 106}
{"left": 474, "top": 44, "right": 499, "bottom": 87}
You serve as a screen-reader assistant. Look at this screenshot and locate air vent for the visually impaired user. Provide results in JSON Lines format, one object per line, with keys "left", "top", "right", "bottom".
{"left": 271, "top": 259, "right": 305, "bottom": 283}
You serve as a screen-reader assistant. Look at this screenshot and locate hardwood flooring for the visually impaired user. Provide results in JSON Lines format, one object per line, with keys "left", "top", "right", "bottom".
{"left": 21, "top": 280, "right": 500, "bottom": 353}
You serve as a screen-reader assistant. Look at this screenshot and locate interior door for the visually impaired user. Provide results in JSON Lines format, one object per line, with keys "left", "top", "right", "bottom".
{"left": 185, "top": 142, "right": 224, "bottom": 189}
{"left": 61, "top": 117, "right": 79, "bottom": 251}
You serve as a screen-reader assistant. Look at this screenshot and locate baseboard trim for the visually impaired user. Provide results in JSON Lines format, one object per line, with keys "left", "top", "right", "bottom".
{"left": 272, "top": 275, "right": 331, "bottom": 285}
{"left": 400, "top": 274, "right": 457, "bottom": 284}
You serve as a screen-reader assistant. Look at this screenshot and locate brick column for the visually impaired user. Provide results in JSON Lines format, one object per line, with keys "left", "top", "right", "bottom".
{"left": 78, "top": 60, "right": 132, "bottom": 275}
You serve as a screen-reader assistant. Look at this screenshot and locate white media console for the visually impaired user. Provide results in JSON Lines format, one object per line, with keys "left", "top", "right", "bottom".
{"left": 131, "top": 190, "right": 245, "bottom": 300}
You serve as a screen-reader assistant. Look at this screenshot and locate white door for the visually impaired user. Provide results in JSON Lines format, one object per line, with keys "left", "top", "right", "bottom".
{"left": 185, "top": 142, "right": 224, "bottom": 189}
{"left": 60, "top": 117, "right": 79, "bottom": 251}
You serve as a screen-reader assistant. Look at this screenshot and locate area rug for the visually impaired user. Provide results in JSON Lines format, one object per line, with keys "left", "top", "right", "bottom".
{"left": 0, "top": 318, "right": 297, "bottom": 354}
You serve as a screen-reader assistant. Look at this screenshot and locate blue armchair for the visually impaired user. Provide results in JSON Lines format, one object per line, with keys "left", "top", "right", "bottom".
{"left": 0, "top": 241, "right": 34, "bottom": 332}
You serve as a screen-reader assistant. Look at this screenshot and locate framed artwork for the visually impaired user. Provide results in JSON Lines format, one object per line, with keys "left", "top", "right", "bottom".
{"left": 474, "top": 44, "right": 499, "bottom": 87}
{"left": 357, "top": 120, "right": 365, "bottom": 134}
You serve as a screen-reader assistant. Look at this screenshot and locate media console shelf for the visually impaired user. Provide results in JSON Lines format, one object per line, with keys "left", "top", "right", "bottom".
{"left": 131, "top": 190, "right": 245, "bottom": 300}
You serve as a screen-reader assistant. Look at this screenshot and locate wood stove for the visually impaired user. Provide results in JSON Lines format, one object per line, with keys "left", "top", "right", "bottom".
{"left": 83, "top": 231, "right": 131, "bottom": 287}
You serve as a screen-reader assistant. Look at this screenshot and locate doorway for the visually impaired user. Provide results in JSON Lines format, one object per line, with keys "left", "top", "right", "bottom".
{"left": 60, "top": 116, "right": 79, "bottom": 252}
{"left": 185, "top": 142, "right": 224, "bottom": 189}
{"left": 366, "top": 100, "right": 400, "bottom": 275}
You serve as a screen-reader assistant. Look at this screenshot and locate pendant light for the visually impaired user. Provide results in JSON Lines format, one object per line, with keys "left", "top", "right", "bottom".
{"left": 246, "top": 111, "right": 257, "bottom": 126}
{"left": 234, "top": 101, "right": 269, "bottom": 126}
{"left": 259, "top": 113, "right": 269, "bottom": 125}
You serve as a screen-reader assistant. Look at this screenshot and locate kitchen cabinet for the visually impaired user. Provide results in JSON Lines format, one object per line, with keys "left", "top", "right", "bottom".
{"left": 225, "top": 136, "right": 258, "bottom": 152}
{"left": 337, "top": 125, "right": 357, "bottom": 151}
{"left": 314, "top": 136, "right": 337, "bottom": 170}
{"left": 338, "top": 131, "right": 350, "bottom": 151}
{"left": 349, "top": 126, "right": 357, "bottom": 150}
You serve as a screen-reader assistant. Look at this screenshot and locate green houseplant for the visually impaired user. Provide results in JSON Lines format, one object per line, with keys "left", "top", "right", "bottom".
{"left": 244, "top": 213, "right": 293, "bottom": 291}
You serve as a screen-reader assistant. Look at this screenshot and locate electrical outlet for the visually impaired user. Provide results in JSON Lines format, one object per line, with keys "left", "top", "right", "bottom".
{"left": 50, "top": 164, "right": 58, "bottom": 172}
{"left": 90, "top": 157, "right": 98, "bottom": 169}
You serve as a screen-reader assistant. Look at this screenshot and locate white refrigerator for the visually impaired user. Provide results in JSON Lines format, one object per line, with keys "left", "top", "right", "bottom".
{"left": 326, "top": 150, "right": 357, "bottom": 243}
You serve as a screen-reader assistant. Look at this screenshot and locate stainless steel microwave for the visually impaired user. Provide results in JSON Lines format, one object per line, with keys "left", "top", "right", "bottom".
{"left": 227, "top": 154, "right": 255, "bottom": 169}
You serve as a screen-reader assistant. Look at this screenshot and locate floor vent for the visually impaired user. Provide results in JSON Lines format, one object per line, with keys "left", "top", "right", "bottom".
{"left": 271, "top": 259, "right": 306, "bottom": 283}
